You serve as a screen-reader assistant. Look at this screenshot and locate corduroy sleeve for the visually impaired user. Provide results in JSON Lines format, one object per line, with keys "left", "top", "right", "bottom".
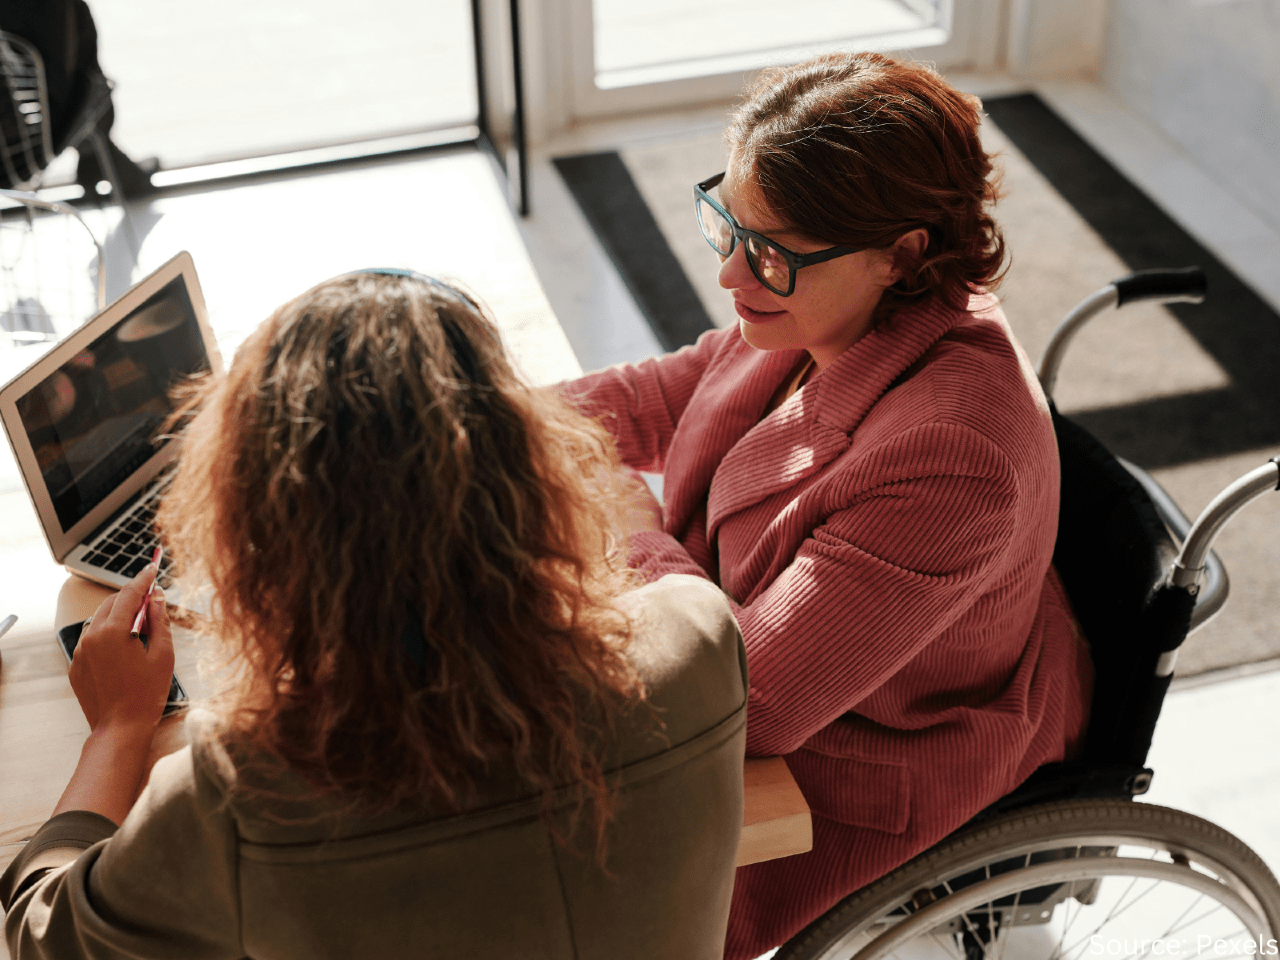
{"left": 561, "top": 327, "right": 731, "bottom": 472}
{"left": 3, "top": 746, "right": 242, "bottom": 960}
{"left": 625, "top": 422, "right": 1021, "bottom": 756}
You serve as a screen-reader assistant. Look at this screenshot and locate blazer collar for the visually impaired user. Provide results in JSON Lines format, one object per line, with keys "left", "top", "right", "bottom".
{"left": 707, "top": 297, "right": 969, "bottom": 530}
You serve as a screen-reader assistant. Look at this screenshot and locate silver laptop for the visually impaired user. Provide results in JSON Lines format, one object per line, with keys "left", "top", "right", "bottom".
{"left": 0, "top": 251, "right": 222, "bottom": 595}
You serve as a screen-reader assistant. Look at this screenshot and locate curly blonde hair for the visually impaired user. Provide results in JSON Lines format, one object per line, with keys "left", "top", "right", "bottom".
{"left": 158, "top": 271, "right": 643, "bottom": 842}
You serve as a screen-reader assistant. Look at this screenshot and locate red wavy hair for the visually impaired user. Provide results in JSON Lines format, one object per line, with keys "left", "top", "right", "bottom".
{"left": 726, "top": 51, "right": 1007, "bottom": 324}
{"left": 158, "top": 272, "right": 643, "bottom": 844}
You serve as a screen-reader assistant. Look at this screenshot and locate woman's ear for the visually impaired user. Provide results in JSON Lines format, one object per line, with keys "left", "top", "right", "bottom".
{"left": 886, "top": 228, "right": 930, "bottom": 285}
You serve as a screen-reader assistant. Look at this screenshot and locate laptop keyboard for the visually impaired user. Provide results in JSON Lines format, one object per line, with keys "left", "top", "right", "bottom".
{"left": 79, "top": 487, "right": 175, "bottom": 588}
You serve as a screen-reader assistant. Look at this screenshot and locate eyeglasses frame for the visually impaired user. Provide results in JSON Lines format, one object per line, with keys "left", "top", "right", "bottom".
{"left": 694, "top": 173, "right": 865, "bottom": 297}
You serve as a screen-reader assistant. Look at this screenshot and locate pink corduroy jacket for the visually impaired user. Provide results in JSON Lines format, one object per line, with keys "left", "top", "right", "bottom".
{"left": 565, "top": 291, "right": 1093, "bottom": 959}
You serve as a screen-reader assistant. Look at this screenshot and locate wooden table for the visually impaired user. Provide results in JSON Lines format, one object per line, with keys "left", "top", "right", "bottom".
{"left": 738, "top": 755, "right": 812, "bottom": 866}
{"left": 0, "top": 523, "right": 811, "bottom": 879}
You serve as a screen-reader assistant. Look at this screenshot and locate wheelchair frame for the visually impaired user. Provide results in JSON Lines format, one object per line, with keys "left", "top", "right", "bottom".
{"left": 774, "top": 268, "right": 1280, "bottom": 960}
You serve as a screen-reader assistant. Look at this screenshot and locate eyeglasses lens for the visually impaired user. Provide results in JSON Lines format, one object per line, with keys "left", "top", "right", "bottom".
{"left": 697, "top": 197, "right": 735, "bottom": 256}
{"left": 746, "top": 236, "right": 790, "bottom": 293}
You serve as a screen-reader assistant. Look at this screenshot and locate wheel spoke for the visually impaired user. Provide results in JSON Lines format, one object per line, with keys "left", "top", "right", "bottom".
{"left": 954, "top": 910, "right": 987, "bottom": 952}
{"left": 1053, "top": 846, "right": 1086, "bottom": 960}
{"left": 936, "top": 878, "right": 994, "bottom": 952}
{"left": 993, "top": 852, "right": 1032, "bottom": 960}
{"left": 927, "top": 929, "right": 962, "bottom": 959}
{"left": 1060, "top": 875, "right": 1162, "bottom": 956}
{"left": 984, "top": 861, "right": 997, "bottom": 960}
{"left": 1166, "top": 901, "right": 1234, "bottom": 938}
{"left": 1154, "top": 893, "right": 1207, "bottom": 941}
{"left": 1058, "top": 892, "right": 1088, "bottom": 960}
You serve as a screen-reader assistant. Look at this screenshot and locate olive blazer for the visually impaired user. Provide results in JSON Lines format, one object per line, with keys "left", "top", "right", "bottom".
{"left": 565, "top": 292, "right": 1094, "bottom": 959}
{"left": 2, "top": 575, "right": 748, "bottom": 960}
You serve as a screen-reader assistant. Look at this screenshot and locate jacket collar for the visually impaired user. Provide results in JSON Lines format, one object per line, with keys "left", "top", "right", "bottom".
{"left": 706, "top": 297, "right": 969, "bottom": 531}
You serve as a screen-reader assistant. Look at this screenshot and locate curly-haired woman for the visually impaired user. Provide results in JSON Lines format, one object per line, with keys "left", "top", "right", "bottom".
{"left": 563, "top": 52, "right": 1094, "bottom": 958}
{"left": 0, "top": 271, "right": 748, "bottom": 959}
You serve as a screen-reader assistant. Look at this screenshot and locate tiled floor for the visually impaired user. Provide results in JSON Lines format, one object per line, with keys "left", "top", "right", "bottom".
{"left": 1144, "top": 669, "right": 1280, "bottom": 873}
{"left": 1, "top": 69, "right": 1278, "bottom": 956}
{"left": 1038, "top": 80, "right": 1280, "bottom": 318}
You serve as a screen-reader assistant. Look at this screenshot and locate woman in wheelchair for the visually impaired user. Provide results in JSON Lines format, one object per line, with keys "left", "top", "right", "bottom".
{"left": 562, "top": 51, "right": 1094, "bottom": 959}
{"left": 0, "top": 271, "right": 749, "bottom": 959}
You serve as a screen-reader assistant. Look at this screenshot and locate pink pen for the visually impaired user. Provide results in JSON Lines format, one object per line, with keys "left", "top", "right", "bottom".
{"left": 130, "top": 546, "right": 164, "bottom": 638}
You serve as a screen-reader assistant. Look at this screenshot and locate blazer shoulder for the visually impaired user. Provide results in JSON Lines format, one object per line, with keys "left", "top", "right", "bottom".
{"left": 618, "top": 575, "right": 748, "bottom": 755}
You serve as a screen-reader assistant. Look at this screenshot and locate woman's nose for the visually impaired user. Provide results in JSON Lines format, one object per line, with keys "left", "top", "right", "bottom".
{"left": 718, "top": 242, "right": 758, "bottom": 291}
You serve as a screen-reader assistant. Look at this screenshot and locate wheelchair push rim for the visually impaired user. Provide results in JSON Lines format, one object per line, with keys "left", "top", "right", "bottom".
{"left": 777, "top": 799, "right": 1280, "bottom": 960}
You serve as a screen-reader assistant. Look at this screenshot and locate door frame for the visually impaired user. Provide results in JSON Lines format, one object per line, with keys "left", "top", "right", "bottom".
{"left": 473, "top": 0, "right": 530, "bottom": 214}
{"left": 519, "top": 0, "right": 1006, "bottom": 145}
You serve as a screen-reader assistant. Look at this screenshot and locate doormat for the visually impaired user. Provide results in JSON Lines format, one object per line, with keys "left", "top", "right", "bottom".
{"left": 552, "top": 151, "right": 715, "bottom": 352}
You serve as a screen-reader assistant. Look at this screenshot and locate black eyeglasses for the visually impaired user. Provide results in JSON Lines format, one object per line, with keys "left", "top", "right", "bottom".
{"left": 694, "top": 173, "right": 864, "bottom": 297}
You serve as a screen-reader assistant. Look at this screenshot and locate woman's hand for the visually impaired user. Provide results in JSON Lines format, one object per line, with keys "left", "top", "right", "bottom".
{"left": 620, "top": 467, "right": 664, "bottom": 536}
{"left": 53, "top": 564, "right": 175, "bottom": 824}
{"left": 70, "top": 563, "right": 174, "bottom": 734}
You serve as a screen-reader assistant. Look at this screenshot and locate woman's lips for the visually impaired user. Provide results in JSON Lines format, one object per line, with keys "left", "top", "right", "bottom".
{"left": 734, "top": 301, "right": 786, "bottom": 323}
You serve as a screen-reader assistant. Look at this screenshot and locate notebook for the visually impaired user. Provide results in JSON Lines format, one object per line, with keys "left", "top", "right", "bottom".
{"left": 0, "top": 251, "right": 222, "bottom": 598}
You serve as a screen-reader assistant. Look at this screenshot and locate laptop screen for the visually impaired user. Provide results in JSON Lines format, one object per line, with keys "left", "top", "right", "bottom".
{"left": 13, "top": 276, "right": 211, "bottom": 531}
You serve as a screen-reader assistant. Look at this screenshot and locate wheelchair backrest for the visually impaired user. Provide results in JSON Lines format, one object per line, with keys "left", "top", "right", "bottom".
{"left": 1051, "top": 407, "right": 1190, "bottom": 769}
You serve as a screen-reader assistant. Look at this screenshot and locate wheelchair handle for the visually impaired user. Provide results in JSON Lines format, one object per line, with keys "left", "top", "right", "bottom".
{"left": 1115, "top": 266, "right": 1207, "bottom": 307}
{"left": 1152, "top": 458, "right": 1280, "bottom": 677}
{"left": 1172, "top": 458, "right": 1280, "bottom": 591}
{"left": 1119, "top": 458, "right": 1228, "bottom": 634}
{"left": 0, "top": 188, "right": 107, "bottom": 311}
{"left": 1036, "top": 267, "right": 1207, "bottom": 401}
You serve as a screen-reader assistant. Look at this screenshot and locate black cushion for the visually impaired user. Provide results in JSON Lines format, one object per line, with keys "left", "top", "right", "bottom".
{"left": 1051, "top": 405, "right": 1191, "bottom": 768}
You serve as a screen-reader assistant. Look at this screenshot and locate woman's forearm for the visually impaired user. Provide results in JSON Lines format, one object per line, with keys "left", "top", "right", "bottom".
{"left": 53, "top": 720, "right": 156, "bottom": 826}
{"left": 560, "top": 329, "right": 724, "bottom": 471}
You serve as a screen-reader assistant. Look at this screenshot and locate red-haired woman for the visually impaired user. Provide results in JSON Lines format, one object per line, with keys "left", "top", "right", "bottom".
{"left": 564, "top": 52, "right": 1093, "bottom": 958}
{"left": 0, "top": 272, "right": 748, "bottom": 959}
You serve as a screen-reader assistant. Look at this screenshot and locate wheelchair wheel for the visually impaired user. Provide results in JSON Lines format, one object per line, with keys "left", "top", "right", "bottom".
{"left": 777, "top": 799, "right": 1280, "bottom": 960}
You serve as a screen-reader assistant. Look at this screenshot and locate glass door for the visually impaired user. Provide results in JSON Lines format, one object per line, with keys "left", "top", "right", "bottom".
{"left": 91, "top": 0, "right": 479, "bottom": 170}
{"left": 563, "top": 0, "right": 1000, "bottom": 121}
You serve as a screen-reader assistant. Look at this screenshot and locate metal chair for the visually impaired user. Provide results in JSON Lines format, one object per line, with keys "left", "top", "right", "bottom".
{"left": 0, "top": 28, "right": 129, "bottom": 203}
{"left": 0, "top": 187, "right": 104, "bottom": 350}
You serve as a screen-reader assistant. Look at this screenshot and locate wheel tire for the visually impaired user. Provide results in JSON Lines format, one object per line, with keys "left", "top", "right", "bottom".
{"left": 776, "top": 799, "right": 1280, "bottom": 960}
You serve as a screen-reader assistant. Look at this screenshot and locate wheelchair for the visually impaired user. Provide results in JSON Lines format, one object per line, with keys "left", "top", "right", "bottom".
{"left": 775, "top": 267, "right": 1280, "bottom": 960}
